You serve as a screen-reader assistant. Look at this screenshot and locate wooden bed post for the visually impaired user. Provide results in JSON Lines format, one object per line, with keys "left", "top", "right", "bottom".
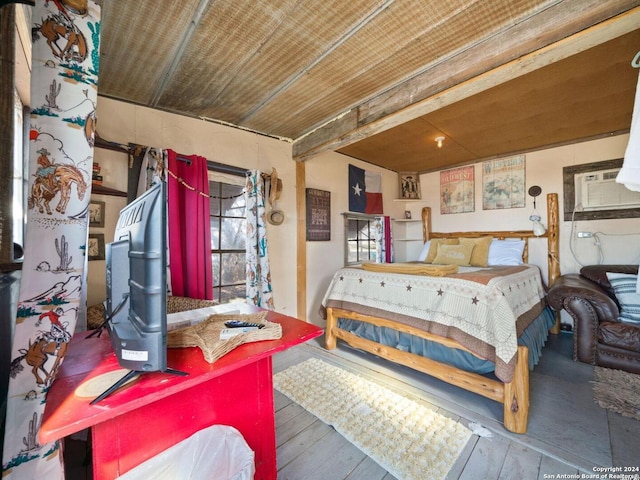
{"left": 421, "top": 206, "right": 432, "bottom": 242}
{"left": 546, "top": 193, "right": 561, "bottom": 334}
{"left": 546, "top": 193, "right": 560, "bottom": 286}
{"left": 325, "top": 307, "right": 337, "bottom": 349}
{"left": 503, "top": 346, "right": 529, "bottom": 434}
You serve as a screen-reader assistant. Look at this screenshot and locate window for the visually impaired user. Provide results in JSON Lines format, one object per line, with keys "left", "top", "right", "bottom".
{"left": 209, "top": 179, "right": 246, "bottom": 303}
{"left": 344, "top": 213, "right": 377, "bottom": 265}
{"left": 12, "top": 89, "right": 26, "bottom": 261}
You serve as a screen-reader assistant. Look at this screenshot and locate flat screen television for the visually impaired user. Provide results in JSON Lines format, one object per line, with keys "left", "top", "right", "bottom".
{"left": 93, "top": 181, "right": 185, "bottom": 403}
{"left": 106, "top": 180, "right": 167, "bottom": 371}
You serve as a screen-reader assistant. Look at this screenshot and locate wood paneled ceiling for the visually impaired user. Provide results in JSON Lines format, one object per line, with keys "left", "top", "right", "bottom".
{"left": 94, "top": 0, "right": 640, "bottom": 173}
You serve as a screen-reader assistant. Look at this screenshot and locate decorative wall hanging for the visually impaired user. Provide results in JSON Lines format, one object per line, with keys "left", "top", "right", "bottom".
{"left": 349, "top": 164, "right": 383, "bottom": 214}
{"left": 440, "top": 166, "right": 475, "bottom": 214}
{"left": 306, "top": 188, "right": 331, "bottom": 241}
{"left": 398, "top": 172, "right": 421, "bottom": 199}
{"left": 482, "top": 155, "right": 526, "bottom": 210}
{"left": 88, "top": 199, "right": 105, "bottom": 227}
{"left": 266, "top": 168, "right": 284, "bottom": 226}
{"left": 87, "top": 233, "right": 105, "bottom": 260}
{"left": 2, "top": 1, "right": 101, "bottom": 478}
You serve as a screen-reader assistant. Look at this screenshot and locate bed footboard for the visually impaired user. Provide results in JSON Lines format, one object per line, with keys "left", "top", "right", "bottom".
{"left": 325, "top": 307, "right": 529, "bottom": 434}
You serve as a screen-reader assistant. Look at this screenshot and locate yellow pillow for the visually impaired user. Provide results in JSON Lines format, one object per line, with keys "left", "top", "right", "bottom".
{"left": 459, "top": 236, "right": 494, "bottom": 267}
{"left": 433, "top": 243, "right": 475, "bottom": 266}
{"left": 424, "top": 238, "right": 459, "bottom": 263}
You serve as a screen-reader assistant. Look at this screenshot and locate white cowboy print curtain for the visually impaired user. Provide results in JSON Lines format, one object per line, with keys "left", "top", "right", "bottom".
{"left": 2, "top": 1, "right": 100, "bottom": 478}
{"left": 245, "top": 171, "right": 274, "bottom": 309}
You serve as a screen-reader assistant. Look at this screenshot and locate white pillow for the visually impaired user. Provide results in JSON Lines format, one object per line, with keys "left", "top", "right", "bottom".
{"left": 487, "top": 239, "right": 525, "bottom": 266}
{"left": 418, "top": 241, "right": 431, "bottom": 262}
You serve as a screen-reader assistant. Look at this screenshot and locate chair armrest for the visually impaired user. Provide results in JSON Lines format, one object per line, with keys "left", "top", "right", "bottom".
{"left": 548, "top": 274, "right": 621, "bottom": 364}
{"left": 547, "top": 274, "right": 619, "bottom": 321}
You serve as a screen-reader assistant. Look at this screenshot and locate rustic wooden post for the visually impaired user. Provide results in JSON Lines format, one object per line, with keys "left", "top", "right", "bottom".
{"left": 0, "top": 4, "right": 16, "bottom": 267}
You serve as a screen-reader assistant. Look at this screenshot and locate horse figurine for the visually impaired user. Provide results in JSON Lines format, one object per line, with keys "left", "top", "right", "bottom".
{"left": 28, "top": 164, "right": 88, "bottom": 215}
{"left": 10, "top": 330, "right": 69, "bottom": 388}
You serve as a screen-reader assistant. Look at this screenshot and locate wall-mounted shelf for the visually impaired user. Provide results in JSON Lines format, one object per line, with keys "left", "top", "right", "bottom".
{"left": 91, "top": 184, "right": 127, "bottom": 197}
{"left": 95, "top": 135, "right": 129, "bottom": 154}
{"left": 93, "top": 134, "right": 130, "bottom": 197}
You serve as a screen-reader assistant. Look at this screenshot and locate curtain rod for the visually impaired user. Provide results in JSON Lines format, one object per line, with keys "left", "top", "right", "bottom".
{"left": 175, "top": 155, "right": 248, "bottom": 177}
{"left": 206, "top": 160, "right": 249, "bottom": 177}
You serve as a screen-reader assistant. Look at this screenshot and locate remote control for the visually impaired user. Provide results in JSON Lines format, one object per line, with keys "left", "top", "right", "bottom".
{"left": 224, "top": 320, "right": 265, "bottom": 329}
{"left": 220, "top": 327, "right": 259, "bottom": 340}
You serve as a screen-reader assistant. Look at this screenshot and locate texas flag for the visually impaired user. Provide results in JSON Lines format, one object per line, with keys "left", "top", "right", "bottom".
{"left": 349, "top": 164, "right": 383, "bottom": 214}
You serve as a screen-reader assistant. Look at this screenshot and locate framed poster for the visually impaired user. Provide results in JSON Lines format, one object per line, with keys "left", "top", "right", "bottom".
{"left": 440, "top": 166, "right": 474, "bottom": 214}
{"left": 87, "top": 233, "right": 105, "bottom": 261}
{"left": 482, "top": 155, "right": 526, "bottom": 210}
{"left": 399, "top": 172, "right": 421, "bottom": 199}
{"left": 306, "top": 188, "right": 331, "bottom": 241}
{"left": 89, "top": 200, "right": 105, "bottom": 227}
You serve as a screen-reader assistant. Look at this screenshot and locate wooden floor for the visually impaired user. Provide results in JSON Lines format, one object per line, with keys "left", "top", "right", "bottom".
{"left": 65, "top": 331, "right": 640, "bottom": 479}
{"left": 273, "top": 332, "right": 640, "bottom": 480}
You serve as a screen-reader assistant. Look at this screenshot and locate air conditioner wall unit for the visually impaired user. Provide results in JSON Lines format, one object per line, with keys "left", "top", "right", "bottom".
{"left": 580, "top": 168, "right": 640, "bottom": 211}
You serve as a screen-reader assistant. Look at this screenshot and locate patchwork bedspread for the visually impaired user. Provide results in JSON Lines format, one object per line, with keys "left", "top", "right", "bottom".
{"left": 321, "top": 265, "right": 547, "bottom": 382}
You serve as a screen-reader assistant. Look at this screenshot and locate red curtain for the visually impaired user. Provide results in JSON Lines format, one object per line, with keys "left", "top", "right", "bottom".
{"left": 167, "top": 150, "right": 213, "bottom": 299}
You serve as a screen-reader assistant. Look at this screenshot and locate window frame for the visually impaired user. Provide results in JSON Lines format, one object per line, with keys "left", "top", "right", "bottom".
{"left": 208, "top": 167, "right": 247, "bottom": 303}
{"left": 342, "top": 212, "right": 379, "bottom": 266}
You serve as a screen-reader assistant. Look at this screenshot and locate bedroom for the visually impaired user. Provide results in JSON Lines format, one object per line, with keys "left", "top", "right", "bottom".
{"left": 1, "top": 1, "right": 640, "bottom": 479}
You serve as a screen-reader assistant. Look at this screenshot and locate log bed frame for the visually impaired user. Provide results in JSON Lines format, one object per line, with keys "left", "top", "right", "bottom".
{"left": 325, "top": 193, "right": 560, "bottom": 434}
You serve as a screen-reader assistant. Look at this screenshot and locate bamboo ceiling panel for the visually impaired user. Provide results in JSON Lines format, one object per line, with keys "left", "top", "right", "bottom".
{"left": 97, "top": 0, "right": 199, "bottom": 104}
{"left": 155, "top": 0, "right": 389, "bottom": 126}
{"left": 244, "top": 0, "right": 559, "bottom": 137}
{"left": 93, "top": 0, "right": 639, "bottom": 172}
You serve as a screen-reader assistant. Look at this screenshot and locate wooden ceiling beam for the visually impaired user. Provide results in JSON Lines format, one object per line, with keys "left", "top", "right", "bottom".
{"left": 293, "top": 0, "right": 640, "bottom": 162}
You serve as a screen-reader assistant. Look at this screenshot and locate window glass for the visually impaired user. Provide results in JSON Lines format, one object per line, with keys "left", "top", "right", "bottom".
{"left": 221, "top": 217, "right": 245, "bottom": 250}
{"left": 345, "top": 215, "right": 377, "bottom": 265}
{"left": 209, "top": 178, "right": 246, "bottom": 303}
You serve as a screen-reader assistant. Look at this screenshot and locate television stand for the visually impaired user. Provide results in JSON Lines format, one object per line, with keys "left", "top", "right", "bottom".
{"left": 90, "top": 367, "right": 188, "bottom": 404}
{"left": 40, "top": 304, "right": 323, "bottom": 480}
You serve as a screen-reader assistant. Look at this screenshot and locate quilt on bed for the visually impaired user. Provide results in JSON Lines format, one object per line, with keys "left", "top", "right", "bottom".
{"left": 321, "top": 265, "right": 547, "bottom": 382}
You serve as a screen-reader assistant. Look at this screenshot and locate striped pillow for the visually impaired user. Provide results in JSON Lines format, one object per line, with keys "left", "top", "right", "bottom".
{"left": 606, "top": 272, "right": 640, "bottom": 324}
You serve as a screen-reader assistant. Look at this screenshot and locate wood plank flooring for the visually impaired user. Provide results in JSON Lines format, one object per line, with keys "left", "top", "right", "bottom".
{"left": 273, "top": 332, "right": 640, "bottom": 480}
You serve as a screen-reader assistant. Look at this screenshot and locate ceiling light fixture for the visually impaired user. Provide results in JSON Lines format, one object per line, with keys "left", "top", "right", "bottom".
{"left": 435, "top": 136, "right": 445, "bottom": 148}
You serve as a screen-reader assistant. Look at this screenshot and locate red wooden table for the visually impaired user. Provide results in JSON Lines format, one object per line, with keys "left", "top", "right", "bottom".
{"left": 40, "top": 304, "right": 323, "bottom": 480}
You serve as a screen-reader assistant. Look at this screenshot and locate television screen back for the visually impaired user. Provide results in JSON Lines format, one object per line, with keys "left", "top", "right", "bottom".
{"left": 106, "top": 182, "right": 167, "bottom": 372}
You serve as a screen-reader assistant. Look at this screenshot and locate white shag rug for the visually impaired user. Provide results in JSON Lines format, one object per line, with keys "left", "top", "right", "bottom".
{"left": 274, "top": 358, "right": 472, "bottom": 480}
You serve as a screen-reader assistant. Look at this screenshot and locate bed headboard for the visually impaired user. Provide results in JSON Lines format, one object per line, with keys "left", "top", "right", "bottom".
{"left": 420, "top": 193, "right": 560, "bottom": 287}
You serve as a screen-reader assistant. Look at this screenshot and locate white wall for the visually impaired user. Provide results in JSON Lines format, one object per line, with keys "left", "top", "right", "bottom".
{"left": 88, "top": 98, "right": 298, "bottom": 315}
{"left": 417, "top": 134, "right": 640, "bottom": 282}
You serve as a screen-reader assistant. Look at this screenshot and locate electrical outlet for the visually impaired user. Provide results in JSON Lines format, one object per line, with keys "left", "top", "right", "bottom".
{"left": 577, "top": 231, "right": 593, "bottom": 238}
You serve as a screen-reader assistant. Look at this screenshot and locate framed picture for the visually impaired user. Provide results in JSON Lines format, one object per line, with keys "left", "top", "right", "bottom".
{"left": 306, "top": 188, "right": 331, "bottom": 241}
{"left": 482, "top": 155, "right": 526, "bottom": 210}
{"left": 404, "top": 210, "right": 412, "bottom": 219}
{"left": 399, "top": 172, "right": 421, "bottom": 199}
{"left": 89, "top": 200, "right": 105, "bottom": 227}
{"left": 440, "top": 166, "right": 475, "bottom": 214}
{"left": 88, "top": 233, "right": 105, "bottom": 261}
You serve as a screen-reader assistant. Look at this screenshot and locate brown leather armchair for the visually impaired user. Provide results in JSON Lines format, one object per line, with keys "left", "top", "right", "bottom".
{"left": 547, "top": 265, "right": 640, "bottom": 374}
